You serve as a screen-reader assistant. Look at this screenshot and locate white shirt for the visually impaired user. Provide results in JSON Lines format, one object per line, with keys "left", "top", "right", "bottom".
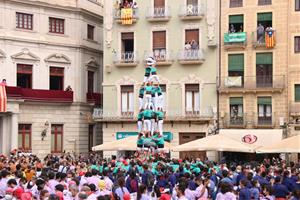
{"left": 0, "top": 178, "right": 8, "bottom": 197}
{"left": 87, "top": 193, "right": 98, "bottom": 200}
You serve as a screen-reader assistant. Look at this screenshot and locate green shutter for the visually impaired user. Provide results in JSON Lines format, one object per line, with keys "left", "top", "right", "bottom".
{"left": 295, "top": 84, "right": 300, "bottom": 102}
{"left": 256, "top": 53, "right": 273, "bottom": 65}
{"left": 229, "top": 15, "right": 244, "bottom": 24}
{"left": 230, "top": 97, "right": 243, "bottom": 105}
{"left": 228, "top": 54, "right": 244, "bottom": 71}
{"left": 257, "top": 12, "right": 272, "bottom": 22}
{"left": 258, "top": 97, "right": 272, "bottom": 105}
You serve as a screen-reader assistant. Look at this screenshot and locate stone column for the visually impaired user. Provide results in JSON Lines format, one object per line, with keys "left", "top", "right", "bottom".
{"left": 10, "top": 113, "right": 18, "bottom": 150}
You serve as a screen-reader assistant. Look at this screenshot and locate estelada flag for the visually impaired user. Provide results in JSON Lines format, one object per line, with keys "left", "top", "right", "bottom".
{"left": 265, "top": 30, "right": 275, "bottom": 48}
{"left": 0, "top": 84, "right": 7, "bottom": 112}
{"left": 121, "top": 8, "right": 133, "bottom": 25}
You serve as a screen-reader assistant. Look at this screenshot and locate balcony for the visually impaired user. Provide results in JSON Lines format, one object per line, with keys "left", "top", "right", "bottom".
{"left": 178, "top": 4, "right": 204, "bottom": 20}
{"left": 144, "top": 49, "right": 174, "bottom": 66}
{"left": 218, "top": 75, "right": 285, "bottom": 93}
{"left": 290, "top": 102, "right": 300, "bottom": 117}
{"left": 178, "top": 49, "right": 205, "bottom": 65}
{"left": 224, "top": 32, "right": 247, "bottom": 50}
{"left": 121, "top": 111, "right": 134, "bottom": 119}
{"left": 93, "top": 108, "right": 103, "bottom": 119}
{"left": 6, "top": 86, "right": 73, "bottom": 103}
{"left": 86, "top": 92, "right": 102, "bottom": 106}
{"left": 114, "top": 8, "right": 138, "bottom": 24}
{"left": 221, "top": 113, "right": 247, "bottom": 128}
{"left": 113, "top": 51, "right": 139, "bottom": 67}
{"left": 146, "top": 7, "right": 171, "bottom": 22}
{"left": 252, "top": 30, "right": 276, "bottom": 49}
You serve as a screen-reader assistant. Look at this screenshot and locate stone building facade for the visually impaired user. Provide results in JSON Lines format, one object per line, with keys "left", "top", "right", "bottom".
{"left": 0, "top": 0, "right": 103, "bottom": 157}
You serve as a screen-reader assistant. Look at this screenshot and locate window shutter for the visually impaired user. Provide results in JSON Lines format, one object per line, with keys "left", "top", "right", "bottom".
{"left": 230, "top": 97, "right": 243, "bottom": 105}
{"left": 186, "top": 91, "right": 192, "bottom": 111}
{"left": 154, "top": 0, "right": 165, "bottom": 7}
{"left": 185, "top": 84, "right": 199, "bottom": 92}
{"left": 50, "top": 67, "right": 64, "bottom": 76}
{"left": 153, "top": 31, "right": 166, "bottom": 49}
{"left": 121, "top": 32, "right": 134, "bottom": 40}
{"left": 229, "top": 15, "right": 244, "bottom": 24}
{"left": 187, "top": 0, "right": 198, "bottom": 5}
{"left": 185, "top": 29, "right": 199, "bottom": 44}
{"left": 194, "top": 92, "right": 200, "bottom": 111}
{"left": 257, "top": 12, "right": 272, "bottom": 22}
{"left": 257, "top": 97, "right": 272, "bottom": 105}
{"left": 228, "top": 54, "right": 244, "bottom": 72}
{"left": 256, "top": 53, "right": 273, "bottom": 65}
{"left": 295, "top": 37, "right": 300, "bottom": 52}
{"left": 295, "top": 84, "right": 300, "bottom": 102}
{"left": 121, "top": 85, "right": 134, "bottom": 93}
{"left": 17, "top": 64, "right": 32, "bottom": 74}
{"left": 121, "top": 92, "right": 128, "bottom": 112}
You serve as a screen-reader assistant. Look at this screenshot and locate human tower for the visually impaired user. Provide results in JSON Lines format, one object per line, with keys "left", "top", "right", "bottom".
{"left": 136, "top": 56, "right": 165, "bottom": 153}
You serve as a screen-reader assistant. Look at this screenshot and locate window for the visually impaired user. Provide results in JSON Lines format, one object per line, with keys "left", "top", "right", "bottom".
{"left": 49, "top": 67, "right": 64, "bottom": 90}
{"left": 230, "top": 0, "right": 243, "bottom": 8}
{"left": 229, "top": 97, "right": 243, "bottom": 125}
{"left": 87, "top": 71, "right": 94, "bottom": 93}
{"left": 187, "top": 0, "right": 198, "bottom": 5}
{"left": 257, "top": 12, "right": 272, "bottom": 28}
{"left": 18, "top": 124, "right": 31, "bottom": 151}
{"left": 17, "top": 64, "right": 32, "bottom": 89}
{"left": 258, "top": 0, "right": 271, "bottom": 5}
{"left": 256, "top": 53, "right": 273, "bottom": 87}
{"left": 185, "top": 84, "right": 200, "bottom": 115}
{"left": 295, "top": 36, "right": 300, "bottom": 53}
{"left": 154, "top": 0, "right": 166, "bottom": 17}
{"left": 257, "top": 97, "right": 272, "bottom": 125}
{"left": 121, "top": 85, "right": 134, "bottom": 116}
{"left": 229, "top": 15, "right": 244, "bottom": 33}
{"left": 185, "top": 29, "right": 199, "bottom": 48}
{"left": 153, "top": 31, "right": 166, "bottom": 61}
{"left": 228, "top": 54, "right": 244, "bottom": 87}
{"left": 87, "top": 24, "right": 94, "bottom": 40}
{"left": 16, "top": 12, "right": 33, "bottom": 30}
{"left": 121, "top": 32, "right": 134, "bottom": 62}
{"left": 88, "top": 125, "right": 94, "bottom": 151}
{"left": 51, "top": 124, "right": 63, "bottom": 153}
{"left": 295, "top": 84, "right": 300, "bottom": 102}
{"left": 296, "top": 0, "right": 300, "bottom": 11}
{"left": 160, "top": 84, "right": 166, "bottom": 111}
{"left": 49, "top": 17, "right": 64, "bottom": 34}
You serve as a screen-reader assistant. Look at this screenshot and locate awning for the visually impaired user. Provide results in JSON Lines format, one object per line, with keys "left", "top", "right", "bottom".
{"left": 256, "top": 134, "right": 300, "bottom": 153}
{"left": 92, "top": 136, "right": 174, "bottom": 151}
{"left": 172, "top": 134, "right": 255, "bottom": 153}
{"left": 219, "top": 129, "right": 282, "bottom": 148}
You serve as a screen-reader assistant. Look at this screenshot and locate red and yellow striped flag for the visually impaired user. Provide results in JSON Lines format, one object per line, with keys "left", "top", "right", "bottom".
{"left": 265, "top": 30, "right": 275, "bottom": 48}
{"left": 121, "top": 8, "right": 133, "bottom": 25}
{"left": 0, "top": 85, "right": 7, "bottom": 112}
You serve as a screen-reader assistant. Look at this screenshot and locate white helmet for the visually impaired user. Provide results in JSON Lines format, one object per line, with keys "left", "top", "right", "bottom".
{"left": 146, "top": 56, "right": 156, "bottom": 66}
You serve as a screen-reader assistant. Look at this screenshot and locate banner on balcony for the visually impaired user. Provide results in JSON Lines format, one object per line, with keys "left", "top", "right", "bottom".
{"left": 0, "top": 85, "right": 7, "bottom": 112}
{"left": 265, "top": 30, "right": 275, "bottom": 48}
{"left": 224, "top": 32, "right": 247, "bottom": 43}
{"left": 121, "top": 8, "right": 133, "bottom": 25}
{"left": 225, "top": 76, "right": 242, "bottom": 87}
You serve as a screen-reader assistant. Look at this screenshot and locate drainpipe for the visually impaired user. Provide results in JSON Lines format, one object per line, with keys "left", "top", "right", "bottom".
{"left": 217, "top": 0, "right": 221, "bottom": 133}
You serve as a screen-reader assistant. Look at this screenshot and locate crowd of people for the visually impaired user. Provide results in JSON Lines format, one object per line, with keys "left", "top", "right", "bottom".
{"left": 0, "top": 151, "right": 300, "bottom": 200}
{"left": 115, "top": 1, "right": 138, "bottom": 10}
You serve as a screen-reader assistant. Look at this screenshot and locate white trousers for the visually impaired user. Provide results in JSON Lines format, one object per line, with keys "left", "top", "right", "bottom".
{"left": 153, "top": 95, "right": 159, "bottom": 111}
{"left": 143, "top": 76, "right": 150, "bottom": 83}
{"left": 144, "top": 119, "right": 151, "bottom": 132}
{"left": 149, "top": 74, "right": 159, "bottom": 83}
{"left": 137, "top": 121, "right": 143, "bottom": 133}
{"left": 138, "top": 97, "right": 144, "bottom": 110}
{"left": 151, "top": 119, "right": 157, "bottom": 135}
{"left": 158, "top": 120, "right": 163, "bottom": 136}
{"left": 158, "top": 95, "right": 164, "bottom": 109}
{"left": 144, "top": 94, "right": 153, "bottom": 109}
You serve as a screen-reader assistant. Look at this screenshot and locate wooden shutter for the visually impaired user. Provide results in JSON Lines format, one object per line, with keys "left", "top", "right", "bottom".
{"left": 257, "top": 12, "right": 272, "bottom": 22}
{"left": 229, "top": 15, "right": 244, "bottom": 24}
{"left": 230, "top": 97, "right": 243, "bottom": 105}
{"left": 121, "top": 85, "right": 134, "bottom": 92}
{"left": 153, "top": 31, "right": 166, "bottom": 49}
{"left": 295, "top": 84, "right": 300, "bottom": 102}
{"left": 154, "top": 0, "right": 165, "bottom": 7}
{"left": 187, "top": 0, "right": 198, "bottom": 5}
{"left": 121, "top": 32, "right": 134, "bottom": 40}
{"left": 295, "top": 36, "right": 300, "bottom": 53}
{"left": 258, "top": 97, "right": 272, "bottom": 105}
{"left": 256, "top": 53, "right": 273, "bottom": 65}
{"left": 185, "top": 29, "right": 199, "bottom": 43}
{"left": 17, "top": 64, "right": 32, "bottom": 74}
{"left": 50, "top": 67, "right": 64, "bottom": 76}
{"left": 185, "top": 84, "right": 199, "bottom": 92}
{"left": 228, "top": 54, "right": 244, "bottom": 72}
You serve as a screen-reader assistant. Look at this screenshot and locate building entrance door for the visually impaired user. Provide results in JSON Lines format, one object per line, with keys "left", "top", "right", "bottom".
{"left": 179, "top": 132, "right": 206, "bottom": 160}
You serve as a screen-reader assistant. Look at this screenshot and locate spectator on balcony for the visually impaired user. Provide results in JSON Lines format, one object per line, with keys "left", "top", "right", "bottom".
{"left": 239, "top": 25, "right": 243, "bottom": 32}
{"left": 132, "top": 2, "right": 138, "bottom": 9}
{"left": 257, "top": 23, "right": 265, "bottom": 44}
{"left": 191, "top": 40, "right": 199, "bottom": 50}
{"left": 0, "top": 79, "right": 6, "bottom": 86}
{"left": 184, "top": 41, "right": 191, "bottom": 51}
{"left": 65, "top": 85, "right": 72, "bottom": 92}
{"left": 229, "top": 24, "right": 236, "bottom": 33}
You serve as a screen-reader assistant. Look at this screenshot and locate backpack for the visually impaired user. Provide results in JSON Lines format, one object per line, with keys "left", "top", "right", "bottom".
{"left": 146, "top": 172, "right": 155, "bottom": 187}
{"left": 130, "top": 178, "right": 138, "bottom": 193}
